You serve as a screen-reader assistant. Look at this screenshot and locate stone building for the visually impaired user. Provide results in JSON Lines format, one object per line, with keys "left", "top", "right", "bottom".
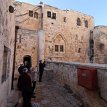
{"left": 0, "top": 0, "right": 15, "bottom": 107}
{"left": 43, "top": 4, "right": 94, "bottom": 62}
{"left": 93, "top": 26, "right": 107, "bottom": 64}
{"left": 14, "top": 1, "right": 94, "bottom": 76}
{"left": 14, "top": 1, "right": 42, "bottom": 76}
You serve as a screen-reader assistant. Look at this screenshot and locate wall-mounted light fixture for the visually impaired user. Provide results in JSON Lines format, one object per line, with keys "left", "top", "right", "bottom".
{"left": 9, "top": 5, "right": 14, "bottom": 13}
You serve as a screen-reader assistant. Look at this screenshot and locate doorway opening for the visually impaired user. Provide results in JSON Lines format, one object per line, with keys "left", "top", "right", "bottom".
{"left": 23, "top": 55, "right": 32, "bottom": 70}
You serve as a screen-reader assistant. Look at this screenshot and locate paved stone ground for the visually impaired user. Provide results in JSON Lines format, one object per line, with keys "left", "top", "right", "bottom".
{"left": 33, "top": 80, "right": 82, "bottom": 107}
{"left": 7, "top": 79, "right": 83, "bottom": 107}
{"left": 7, "top": 69, "right": 107, "bottom": 107}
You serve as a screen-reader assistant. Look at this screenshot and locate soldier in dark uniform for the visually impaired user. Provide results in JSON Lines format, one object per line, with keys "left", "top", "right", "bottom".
{"left": 38, "top": 60, "right": 45, "bottom": 82}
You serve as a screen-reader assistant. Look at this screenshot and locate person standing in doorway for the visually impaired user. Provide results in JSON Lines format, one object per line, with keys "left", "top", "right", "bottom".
{"left": 24, "top": 61, "right": 30, "bottom": 71}
{"left": 39, "top": 60, "right": 45, "bottom": 82}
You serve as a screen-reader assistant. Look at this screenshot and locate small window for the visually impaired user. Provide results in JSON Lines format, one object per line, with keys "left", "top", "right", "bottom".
{"left": 55, "top": 45, "right": 59, "bottom": 52}
{"left": 77, "top": 18, "right": 81, "bottom": 26}
{"left": 34, "top": 12, "right": 38, "bottom": 19}
{"left": 52, "top": 13, "right": 56, "bottom": 19}
{"left": 41, "top": 13, "right": 43, "bottom": 18}
{"left": 85, "top": 20, "right": 88, "bottom": 28}
{"left": 2, "top": 46, "right": 8, "bottom": 83}
{"left": 60, "top": 45, "right": 64, "bottom": 52}
{"left": 29, "top": 10, "right": 33, "bottom": 17}
{"left": 64, "top": 17, "right": 66, "bottom": 22}
{"left": 47, "top": 11, "right": 51, "bottom": 18}
{"left": 17, "top": 35, "right": 23, "bottom": 43}
{"left": 78, "top": 48, "right": 81, "bottom": 53}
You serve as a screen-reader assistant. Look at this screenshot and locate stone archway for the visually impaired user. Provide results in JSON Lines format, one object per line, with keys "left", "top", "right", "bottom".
{"left": 23, "top": 55, "right": 32, "bottom": 70}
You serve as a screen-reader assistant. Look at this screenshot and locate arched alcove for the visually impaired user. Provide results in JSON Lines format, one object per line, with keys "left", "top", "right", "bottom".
{"left": 23, "top": 55, "right": 32, "bottom": 70}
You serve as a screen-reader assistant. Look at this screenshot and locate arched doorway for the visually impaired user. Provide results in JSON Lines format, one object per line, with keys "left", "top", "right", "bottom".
{"left": 23, "top": 55, "right": 32, "bottom": 70}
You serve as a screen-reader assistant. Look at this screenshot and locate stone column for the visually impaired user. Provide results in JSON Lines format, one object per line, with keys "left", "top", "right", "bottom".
{"left": 38, "top": 29, "right": 45, "bottom": 61}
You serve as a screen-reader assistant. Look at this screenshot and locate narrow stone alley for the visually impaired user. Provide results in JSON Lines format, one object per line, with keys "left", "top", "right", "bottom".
{"left": 7, "top": 79, "right": 83, "bottom": 107}
{"left": 1, "top": 0, "right": 107, "bottom": 107}
{"left": 34, "top": 80, "right": 82, "bottom": 107}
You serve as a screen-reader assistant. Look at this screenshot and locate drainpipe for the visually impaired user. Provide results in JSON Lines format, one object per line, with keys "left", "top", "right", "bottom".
{"left": 11, "top": 26, "right": 19, "bottom": 90}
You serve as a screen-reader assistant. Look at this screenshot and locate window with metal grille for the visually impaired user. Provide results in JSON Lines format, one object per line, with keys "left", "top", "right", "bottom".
{"left": 29, "top": 10, "right": 33, "bottom": 17}
{"left": 47, "top": 11, "right": 51, "bottom": 18}
{"left": 60, "top": 45, "right": 64, "bottom": 52}
{"left": 55, "top": 45, "right": 59, "bottom": 52}
{"left": 52, "top": 13, "right": 56, "bottom": 19}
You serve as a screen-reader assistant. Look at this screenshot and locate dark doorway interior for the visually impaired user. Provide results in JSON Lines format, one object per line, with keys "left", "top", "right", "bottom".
{"left": 23, "top": 55, "right": 32, "bottom": 70}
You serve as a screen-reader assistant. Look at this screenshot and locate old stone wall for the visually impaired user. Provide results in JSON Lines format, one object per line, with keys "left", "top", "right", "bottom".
{"left": 14, "top": 2, "right": 41, "bottom": 76}
{"left": 43, "top": 5, "right": 94, "bottom": 63}
{"left": 0, "top": 0, "right": 15, "bottom": 107}
{"left": 14, "top": 2, "right": 94, "bottom": 64}
{"left": 93, "top": 26, "right": 107, "bottom": 64}
{"left": 14, "top": 1, "right": 42, "bottom": 30}
{"left": 46, "top": 61, "right": 107, "bottom": 107}
{"left": 15, "top": 28, "right": 38, "bottom": 76}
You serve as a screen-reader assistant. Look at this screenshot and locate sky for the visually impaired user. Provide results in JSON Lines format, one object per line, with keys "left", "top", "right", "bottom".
{"left": 19, "top": 0, "right": 107, "bottom": 26}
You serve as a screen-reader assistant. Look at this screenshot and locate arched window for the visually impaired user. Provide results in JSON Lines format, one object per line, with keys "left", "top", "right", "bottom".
{"left": 47, "top": 11, "right": 51, "bottom": 18}
{"left": 85, "top": 20, "right": 88, "bottom": 28}
{"left": 29, "top": 10, "right": 33, "bottom": 17}
{"left": 53, "top": 35, "right": 65, "bottom": 53}
{"left": 77, "top": 18, "right": 81, "bottom": 26}
{"left": 34, "top": 12, "right": 38, "bottom": 19}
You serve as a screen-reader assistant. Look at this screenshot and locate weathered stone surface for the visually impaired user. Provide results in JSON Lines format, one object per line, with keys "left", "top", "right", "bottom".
{"left": 14, "top": 2, "right": 94, "bottom": 69}
{"left": 35, "top": 80, "right": 82, "bottom": 107}
{"left": 46, "top": 61, "right": 107, "bottom": 107}
{"left": 15, "top": 28, "right": 38, "bottom": 76}
{"left": 0, "top": 0, "right": 15, "bottom": 107}
{"left": 93, "top": 26, "right": 107, "bottom": 64}
{"left": 43, "top": 5, "right": 94, "bottom": 63}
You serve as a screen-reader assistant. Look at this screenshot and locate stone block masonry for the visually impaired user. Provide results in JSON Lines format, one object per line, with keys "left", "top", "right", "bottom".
{"left": 14, "top": 1, "right": 94, "bottom": 64}
{"left": 46, "top": 61, "right": 107, "bottom": 107}
{"left": 15, "top": 28, "right": 38, "bottom": 76}
{"left": 0, "top": 0, "right": 15, "bottom": 107}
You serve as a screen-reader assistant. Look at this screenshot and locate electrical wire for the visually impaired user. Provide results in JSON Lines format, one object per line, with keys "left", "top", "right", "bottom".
{"left": 16, "top": 6, "right": 41, "bottom": 24}
{"left": 15, "top": 12, "right": 28, "bottom": 17}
